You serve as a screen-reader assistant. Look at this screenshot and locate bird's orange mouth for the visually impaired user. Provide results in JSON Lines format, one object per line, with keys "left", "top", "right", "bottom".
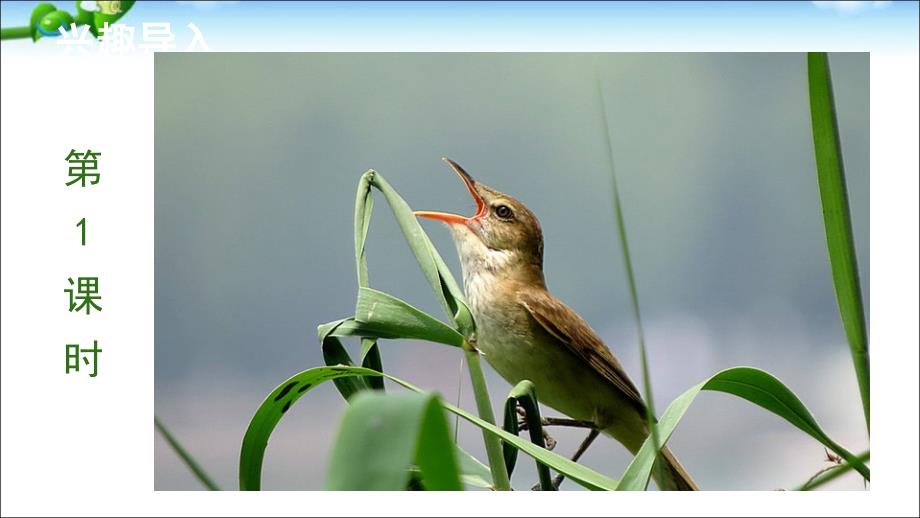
{"left": 414, "top": 158, "right": 487, "bottom": 225}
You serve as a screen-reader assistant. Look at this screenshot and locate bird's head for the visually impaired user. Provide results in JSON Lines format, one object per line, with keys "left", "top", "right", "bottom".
{"left": 415, "top": 158, "right": 544, "bottom": 284}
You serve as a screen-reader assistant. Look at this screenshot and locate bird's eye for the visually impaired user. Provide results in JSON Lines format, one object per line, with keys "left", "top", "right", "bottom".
{"left": 494, "top": 204, "right": 514, "bottom": 220}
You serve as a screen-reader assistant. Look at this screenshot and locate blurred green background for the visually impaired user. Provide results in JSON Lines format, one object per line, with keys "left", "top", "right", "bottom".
{"left": 155, "top": 53, "right": 868, "bottom": 490}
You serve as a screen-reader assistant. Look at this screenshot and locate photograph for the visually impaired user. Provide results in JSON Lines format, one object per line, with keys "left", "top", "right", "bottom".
{"left": 5, "top": 0, "right": 920, "bottom": 515}
{"left": 153, "top": 52, "right": 870, "bottom": 491}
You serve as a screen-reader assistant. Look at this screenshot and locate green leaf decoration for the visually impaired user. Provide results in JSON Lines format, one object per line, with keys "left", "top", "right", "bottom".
{"left": 10, "top": 1, "right": 136, "bottom": 42}
{"left": 76, "top": 0, "right": 136, "bottom": 37}
{"left": 325, "top": 391, "right": 462, "bottom": 490}
{"left": 29, "top": 3, "right": 58, "bottom": 41}
{"left": 616, "top": 367, "right": 869, "bottom": 491}
{"left": 807, "top": 52, "right": 870, "bottom": 432}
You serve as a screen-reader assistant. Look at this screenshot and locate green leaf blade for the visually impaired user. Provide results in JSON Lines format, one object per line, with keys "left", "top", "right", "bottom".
{"left": 239, "top": 366, "right": 378, "bottom": 490}
{"left": 454, "top": 446, "right": 494, "bottom": 488}
{"left": 320, "top": 333, "right": 371, "bottom": 401}
{"left": 355, "top": 287, "right": 465, "bottom": 348}
{"left": 365, "top": 172, "right": 475, "bottom": 335}
{"left": 155, "top": 416, "right": 220, "bottom": 491}
{"left": 360, "top": 338, "right": 386, "bottom": 391}
{"left": 617, "top": 367, "right": 869, "bottom": 491}
{"left": 239, "top": 365, "right": 618, "bottom": 491}
{"left": 325, "top": 391, "right": 462, "bottom": 490}
{"left": 503, "top": 380, "right": 554, "bottom": 490}
{"left": 807, "top": 52, "right": 870, "bottom": 431}
{"left": 597, "top": 76, "right": 663, "bottom": 490}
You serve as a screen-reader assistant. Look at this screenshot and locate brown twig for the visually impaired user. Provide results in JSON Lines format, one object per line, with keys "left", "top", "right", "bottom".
{"left": 782, "top": 447, "right": 846, "bottom": 491}
{"left": 516, "top": 412, "right": 596, "bottom": 431}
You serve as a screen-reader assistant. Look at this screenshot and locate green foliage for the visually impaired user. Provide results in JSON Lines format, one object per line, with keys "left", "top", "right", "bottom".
{"left": 807, "top": 52, "right": 870, "bottom": 432}
{"left": 796, "top": 451, "right": 869, "bottom": 491}
{"left": 0, "top": 1, "right": 136, "bottom": 41}
{"left": 353, "top": 171, "right": 475, "bottom": 336}
{"left": 597, "top": 77, "right": 663, "bottom": 489}
{"left": 139, "top": 56, "right": 867, "bottom": 492}
{"left": 502, "top": 381, "right": 554, "bottom": 490}
{"left": 154, "top": 416, "right": 220, "bottom": 491}
{"left": 349, "top": 170, "right": 509, "bottom": 489}
{"left": 29, "top": 3, "right": 59, "bottom": 41}
{"left": 234, "top": 164, "right": 869, "bottom": 491}
{"left": 360, "top": 339, "right": 386, "bottom": 391}
{"left": 322, "top": 338, "right": 492, "bottom": 489}
{"left": 240, "top": 365, "right": 621, "bottom": 491}
{"left": 326, "top": 391, "right": 462, "bottom": 490}
{"left": 617, "top": 367, "right": 869, "bottom": 491}
{"left": 355, "top": 287, "right": 465, "bottom": 347}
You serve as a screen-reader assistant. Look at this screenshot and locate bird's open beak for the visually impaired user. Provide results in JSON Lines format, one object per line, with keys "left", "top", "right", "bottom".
{"left": 414, "top": 157, "right": 487, "bottom": 225}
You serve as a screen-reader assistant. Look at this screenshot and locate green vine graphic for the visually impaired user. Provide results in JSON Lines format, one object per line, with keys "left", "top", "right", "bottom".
{"left": 0, "top": 1, "right": 135, "bottom": 41}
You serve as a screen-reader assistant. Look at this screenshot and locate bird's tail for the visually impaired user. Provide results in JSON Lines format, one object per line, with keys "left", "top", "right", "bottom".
{"left": 605, "top": 413, "right": 698, "bottom": 490}
{"left": 653, "top": 445, "right": 699, "bottom": 491}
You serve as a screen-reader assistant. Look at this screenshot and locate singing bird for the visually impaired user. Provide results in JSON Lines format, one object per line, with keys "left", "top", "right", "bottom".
{"left": 416, "top": 158, "right": 697, "bottom": 491}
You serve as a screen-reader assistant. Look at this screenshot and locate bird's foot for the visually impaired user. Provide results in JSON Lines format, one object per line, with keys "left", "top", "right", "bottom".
{"left": 542, "top": 429, "right": 557, "bottom": 451}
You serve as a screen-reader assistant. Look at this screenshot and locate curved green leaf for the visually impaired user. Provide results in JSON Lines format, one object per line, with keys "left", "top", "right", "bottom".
{"left": 501, "top": 395, "right": 520, "bottom": 477}
{"left": 326, "top": 391, "right": 461, "bottom": 490}
{"left": 240, "top": 366, "right": 366, "bottom": 490}
{"left": 360, "top": 171, "right": 475, "bottom": 336}
{"left": 502, "top": 380, "right": 554, "bottom": 490}
{"left": 617, "top": 367, "right": 869, "bottom": 491}
{"left": 360, "top": 338, "right": 385, "bottom": 391}
{"left": 319, "top": 316, "right": 405, "bottom": 341}
{"left": 393, "top": 371, "right": 617, "bottom": 491}
{"left": 320, "top": 333, "right": 370, "bottom": 401}
{"left": 453, "top": 446, "right": 493, "bottom": 488}
{"left": 29, "top": 3, "right": 57, "bottom": 41}
{"left": 349, "top": 171, "right": 509, "bottom": 488}
{"left": 355, "top": 287, "right": 465, "bottom": 348}
{"left": 354, "top": 170, "right": 374, "bottom": 288}
{"left": 807, "top": 52, "right": 869, "bottom": 431}
{"left": 239, "top": 366, "right": 619, "bottom": 491}
{"left": 322, "top": 330, "right": 488, "bottom": 487}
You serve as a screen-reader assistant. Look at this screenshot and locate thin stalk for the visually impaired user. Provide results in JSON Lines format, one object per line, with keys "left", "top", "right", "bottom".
{"left": 154, "top": 416, "right": 220, "bottom": 491}
{"left": 513, "top": 394, "right": 555, "bottom": 490}
{"left": 1, "top": 26, "right": 31, "bottom": 40}
{"left": 596, "top": 75, "right": 662, "bottom": 488}
{"left": 463, "top": 343, "right": 511, "bottom": 491}
{"left": 807, "top": 52, "right": 870, "bottom": 432}
{"left": 795, "top": 450, "right": 869, "bottom": 490}
{"left": 454, "top": 355, "right": 464, "bottom": 442}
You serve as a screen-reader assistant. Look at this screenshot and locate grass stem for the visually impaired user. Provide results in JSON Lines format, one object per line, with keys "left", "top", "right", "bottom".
{"left": 155, "top": 416, "right": 220, "bottom": 491}
{"left": 463, "top": 343, "right": 512, "bottom": 490}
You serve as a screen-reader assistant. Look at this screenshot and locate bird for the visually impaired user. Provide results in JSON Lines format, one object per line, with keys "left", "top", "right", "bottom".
{"left": 415, "top": 158, "right": 698, "bottom": 491}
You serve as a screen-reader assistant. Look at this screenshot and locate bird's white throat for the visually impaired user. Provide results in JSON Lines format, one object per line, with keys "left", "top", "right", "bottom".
{"left": 447, "top": 223, "right": 516, "bottom": 311}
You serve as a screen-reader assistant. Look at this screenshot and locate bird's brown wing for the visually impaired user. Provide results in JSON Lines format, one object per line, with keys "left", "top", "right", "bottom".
{"left": 518, "top": 290, "right": 647, "bottom": 413}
